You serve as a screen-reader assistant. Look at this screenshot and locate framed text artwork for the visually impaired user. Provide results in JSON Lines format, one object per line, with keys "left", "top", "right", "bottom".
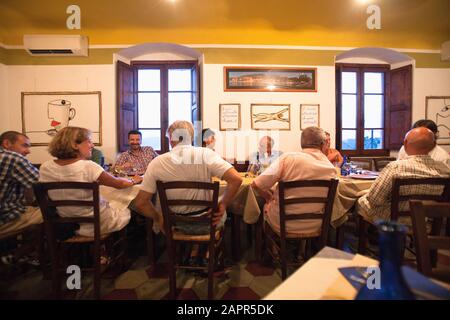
{"left": 224, "top": 67, "right": 317, "bottom": 92}
{"left": 426, "top": 96, "right": 450, "bottom": 145}
{"left": 219, "top": 103, "right": 241, "bottom": 130}
{"left": 21, "top": 91, "right": 102, "bottom": 146}
{"left": 250, "top": 104, "right": 291, "bottom": 130}
{"left": 300, "top": 104, "right": 320, "bottom": 129}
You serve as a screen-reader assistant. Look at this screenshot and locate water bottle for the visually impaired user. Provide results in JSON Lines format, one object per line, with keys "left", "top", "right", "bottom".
{"left": 356, "top": 220, "right": 415, "bottom": 300}
{"left": 341, "top": 155, "right": 349, "bottom": 176}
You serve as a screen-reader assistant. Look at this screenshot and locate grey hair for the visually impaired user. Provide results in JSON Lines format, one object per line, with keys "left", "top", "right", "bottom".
{"left": 167, "top": 120, "right": 194, "bottom": 144}
{"left": 301, "top": 126, "right": 326, "bottom": 149}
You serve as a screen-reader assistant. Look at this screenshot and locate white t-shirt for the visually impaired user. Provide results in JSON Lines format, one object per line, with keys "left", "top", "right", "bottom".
{"left": 39, "top": 160, "right": 130, "bottom": 237}
{"left": 141, "top": 144, "right": 233, "bottom": 214}
{"left": 397, "top": 145, "right": 450, "bottom": 167}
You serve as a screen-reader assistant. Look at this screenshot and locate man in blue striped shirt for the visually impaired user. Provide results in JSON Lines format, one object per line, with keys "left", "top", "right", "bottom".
{"left": 0, "top": 131, "right": 41, "bottom": 237}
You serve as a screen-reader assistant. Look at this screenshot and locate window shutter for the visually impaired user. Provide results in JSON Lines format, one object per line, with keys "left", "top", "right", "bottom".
{"left": 116, "top": 60, "right": 137, "bottom": 152}
{"left": 387, "top": 64, "right": 412, "bottom": 150}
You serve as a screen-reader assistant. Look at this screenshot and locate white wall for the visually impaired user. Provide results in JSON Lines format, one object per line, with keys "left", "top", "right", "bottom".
{"left": 0, "top": 63, "right": 9, "bottom": 131}
{"left": 413, "top": 68, "right": 450, "bottom": 153}
{"left": 202, "top": 64, "right": 337, "bottom": 160}
{"left": 1, "top": 64, "right": 117, "bottom": 164}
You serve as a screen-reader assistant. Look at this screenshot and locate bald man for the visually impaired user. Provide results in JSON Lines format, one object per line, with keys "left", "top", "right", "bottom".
{"left": 356, "top": 127, "right": 450, "bottom": 223}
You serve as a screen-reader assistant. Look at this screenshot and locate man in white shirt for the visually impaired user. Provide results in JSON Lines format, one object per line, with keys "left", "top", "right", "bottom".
{"left": 397, "top": 119, "right": 450, "bottom": 167}
{"left": 248, "top": 136, "right": 283, "bottom": 175}
{"left": 133, "top": 120, "right": 242, "bottom": 234}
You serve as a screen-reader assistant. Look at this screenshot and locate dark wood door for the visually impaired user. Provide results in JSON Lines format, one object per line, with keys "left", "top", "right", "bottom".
{"left": 387, "top": 64, "right": 412, "bottom": 150}
{"left": 116, "top": 60, "right": 137, "bottom": 152}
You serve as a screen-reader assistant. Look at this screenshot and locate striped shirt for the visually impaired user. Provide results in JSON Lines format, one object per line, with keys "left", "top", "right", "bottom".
{"left": 357, "top": 155, "right": 450, "bottom": 223}
{"left": 115, "top": 146, "right": 158, "bottom": 175}
{"left": 0, "top": 147, "right": 39, "bottom": 226}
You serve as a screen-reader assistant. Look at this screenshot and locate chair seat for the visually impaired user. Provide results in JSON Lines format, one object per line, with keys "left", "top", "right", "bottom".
{"left": 172, "top": 228, "right": 222, "bottom": 241}
{"left": 64, "top": 233, "right": 110, "bottom": 243}
{"left": 265, "top": 220, "right": 321, "bottom": 239}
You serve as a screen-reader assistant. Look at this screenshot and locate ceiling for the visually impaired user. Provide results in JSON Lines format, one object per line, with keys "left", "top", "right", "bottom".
{"left": 0, "top": 0, "right": 449, "bottom": 49}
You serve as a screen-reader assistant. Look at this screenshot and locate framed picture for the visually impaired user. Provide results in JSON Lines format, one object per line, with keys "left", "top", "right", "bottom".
{"left": 219, "top": 103, "right": 241, "bottom": 130}
{"left": 300, "top": 104, "right": 320, "bottom": 129}
{"left": 21, "top": 91, "right": 102, "bottom": 146}
{"left": 426, "top": 96, "right": 450, "bottom": 145}
{"left": 251, "top": 104, "right": 291, "bottom": 130}
{"left": 224, "top": 66, "right": 317, "bottom": 92}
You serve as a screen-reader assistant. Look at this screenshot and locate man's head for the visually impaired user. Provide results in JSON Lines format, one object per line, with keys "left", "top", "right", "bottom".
{"left": 412, "top": 119, "right": 438, "bottom": 139}
{"left": 167, "top": 121, "right": 194, "bottom": 148}
{"left": 258, "top": 136, "right": 274, "bottom": 155}
{"left": 0, "top": 131, "right": 31, "bottom": 156}
{"left": 202, "top": 128, "right": 216, "bottom": 149}
{"left": 128, "top": 130, "right": 142, "bottom": 152}
{"left": 301, "top": 126, "right": 326, "bottom": 151}
{"left": 403, "top": 127, "right": 435, "bottom": 156}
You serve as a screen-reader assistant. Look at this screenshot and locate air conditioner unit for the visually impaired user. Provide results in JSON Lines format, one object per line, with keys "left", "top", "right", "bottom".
{"left": 441, "top": 40, "right": 450, "bottom": 61}
{"left": 23, "top": 35, "right": 88, "bottom": 56}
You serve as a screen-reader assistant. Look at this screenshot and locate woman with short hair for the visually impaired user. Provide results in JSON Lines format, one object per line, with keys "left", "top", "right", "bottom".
{"left": 39, "top": 126, "right": 142, "bottom": 237}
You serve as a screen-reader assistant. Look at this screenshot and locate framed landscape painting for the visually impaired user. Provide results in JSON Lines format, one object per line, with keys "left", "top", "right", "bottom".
{"left": 224, "top": 67, "right": 317, "bottom": 92}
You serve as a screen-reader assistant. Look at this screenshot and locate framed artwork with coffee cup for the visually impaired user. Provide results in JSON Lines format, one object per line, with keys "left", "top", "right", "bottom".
{"left": 21, "top": 91, "right": 102, "bottom": 146}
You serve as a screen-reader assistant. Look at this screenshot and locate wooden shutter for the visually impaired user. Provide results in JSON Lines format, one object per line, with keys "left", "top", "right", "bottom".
{"left": 386, "top": 64, "right": 412, "bottom": 150}
{"left": 116, "top": 61, "right": 137, "bottom": 152}
{"left": 191, "top": 63, "right": 201, "bottom": 146}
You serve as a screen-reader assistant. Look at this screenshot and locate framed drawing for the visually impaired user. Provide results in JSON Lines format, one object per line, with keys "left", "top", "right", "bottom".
{"left": 219, "top": 103, "right": 241, "bottom": 130}
{"left": 224, "top": 66, "right": 317, "bottom": 92}
{"left": 21, "top": 91, "right": 102, "bottom": 146}
{"left": 300, "top": 104, "right": 320, "bottom": 129}
{"left": 251, "top": 104, "right": 291, "bottom": 130}
{"left": 426, "top": 96, "right": 450, "bottom": 145}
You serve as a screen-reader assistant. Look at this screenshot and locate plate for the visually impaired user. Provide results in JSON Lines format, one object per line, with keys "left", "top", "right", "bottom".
{"left": 347, "top": 174, "right": 378, "bottom": 180}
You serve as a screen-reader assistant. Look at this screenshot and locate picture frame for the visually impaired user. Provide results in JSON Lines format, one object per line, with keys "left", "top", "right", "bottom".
{"left": 224, "top": 66, "right": 317, "bottom": 92}
{"left": 21, "top": 91, "right": 102, "bottom": 146}
{"left": 300, "top": 104, "right": 320, "bottom": 129}
{"left": 251, "top": 104, "right": 291, "bottom": 130}
{"left": 219, "top": 103, "right": 241, "bottom": 130}
{"left": 425, "top": 96, "right": 450, "bottom": 145}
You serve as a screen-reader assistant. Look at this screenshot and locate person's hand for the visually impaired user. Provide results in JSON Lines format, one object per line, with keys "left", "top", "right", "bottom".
{"left": 208, "top": 202, "right": 226, "bottom": 227}
{"left": 131, "top": 175, "right": 143, "bottom": 184}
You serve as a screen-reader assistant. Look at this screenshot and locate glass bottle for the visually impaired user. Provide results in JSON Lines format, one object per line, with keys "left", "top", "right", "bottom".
{"left": 341, "top": 155, "right": 349, "bottom": 176}
{"left": 356, "top": 220, "right": 415, "bottom": 300}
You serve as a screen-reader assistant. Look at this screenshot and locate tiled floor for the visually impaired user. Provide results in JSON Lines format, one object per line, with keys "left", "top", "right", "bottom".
{"left": 1, "top": 220, "right": 449, "bottom": 300}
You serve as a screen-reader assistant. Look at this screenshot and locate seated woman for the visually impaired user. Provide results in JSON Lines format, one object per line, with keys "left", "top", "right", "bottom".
{"left": 322, "top": 131, "right": 344, "bottom": 167}
{"left": 39, "top": 126, "right": 143, "bottom": 237}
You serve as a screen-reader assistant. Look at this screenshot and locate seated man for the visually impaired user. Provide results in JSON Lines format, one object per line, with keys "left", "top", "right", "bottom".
{"left": 397, "top": 119, "right": 450, "bottom": 167}
{"left": 113, "top": 130, "right": 158, "bottom": 175}
{"left": 248, "top": 136, "right": 283, "bottom": 175}
{"left": 322, "top": 131, "right": 344, "bottom": 167}
{"left": 133, "top": 120, "right": 242, "bottom": 235}
{"left": 251, "top": 127, "right": 336, "bottom": 235}
{"left": 357, "top": 127, "right": 450, "bottom": 223}
{"left": 202, "top": 128, "right": 216, "bottom": 151}
{"left": 0, "top": 131, "right": 41, "bottom": 238}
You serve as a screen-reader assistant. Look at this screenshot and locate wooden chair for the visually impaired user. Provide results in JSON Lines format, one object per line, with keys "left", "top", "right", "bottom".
{"left": 348, "top": 157, "right": 373, "bottom": 171}
{"left": 33, "top": 182, "right": 127, "bottom": 299}
{"left": 410, "top": 200, "right": 450, "bottom": 280}
{"left": 264, "top": 179, "right": 339, "bottom": 280}
{"left": 373, "top": 157, "right": 396, "bottom": 172}
{"left": 156, "top": 180, "right": 224, "bottom": 300}
{"left": 358, "top": 177, "right": 450, "bottom": 254}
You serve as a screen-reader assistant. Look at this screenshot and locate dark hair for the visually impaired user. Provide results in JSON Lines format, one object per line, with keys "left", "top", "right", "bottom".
{"left": 412, "top": 119, "right": 438, "bottom": 134}
{"left": 128, "top": 130, "right": 142, "bottom": 138}
{"left": 0, "top": 131, "right": 28, "bottom": 144}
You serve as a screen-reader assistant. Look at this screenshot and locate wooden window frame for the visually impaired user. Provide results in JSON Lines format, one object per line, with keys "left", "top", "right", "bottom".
{"left": 336, "top": 63, "right": 390, "bottom": 157}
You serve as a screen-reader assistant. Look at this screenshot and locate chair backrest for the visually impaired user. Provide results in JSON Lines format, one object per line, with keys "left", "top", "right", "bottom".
{"left": 348, "top": 157, "right": 373, "bottom": 171}
{"left": 409, "top": 200, "right": 450, "bottom": 276}
{"left": 373, "top": 157, "right": 396, "bottom": 172}
{"left": 391, "top": 177, "right": 450, "bottom": 220}
{"left": 33, "top": 182, "right": 101, "bottom": 245}
{"left": 156, "top": 180, "right": 220, "bottom": 239}
{"left": 278, "top": 179, "right": 339, "bottom": 246}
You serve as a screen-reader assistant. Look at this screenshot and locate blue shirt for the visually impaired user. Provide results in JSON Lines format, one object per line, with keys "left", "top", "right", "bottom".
{"left": 0, "top": 147, "right": 39, "bottom": 226}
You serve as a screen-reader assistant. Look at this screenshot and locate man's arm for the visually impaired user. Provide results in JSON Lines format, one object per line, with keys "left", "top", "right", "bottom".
{"left": 211, "top": 167, "right": 242, "bottom": 225}
{"left": 132, "top": 190, "right": 162, "bottom": 225}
